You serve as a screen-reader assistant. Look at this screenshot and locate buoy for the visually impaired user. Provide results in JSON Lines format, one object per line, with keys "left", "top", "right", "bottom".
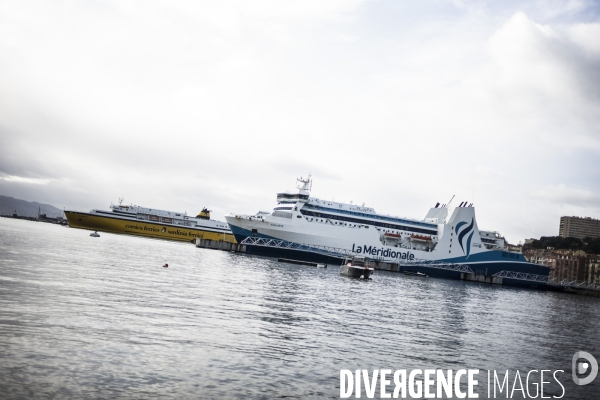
{"left": 163, "top": 263, "right": 168, "bottom": 268}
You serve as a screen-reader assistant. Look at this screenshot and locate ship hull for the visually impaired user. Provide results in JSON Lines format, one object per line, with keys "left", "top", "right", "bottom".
{"left": 66, "top": 211, "right": 236, "bottom": 243}
{"left": 225, "top": 215, "right": 550, "bottom": 281}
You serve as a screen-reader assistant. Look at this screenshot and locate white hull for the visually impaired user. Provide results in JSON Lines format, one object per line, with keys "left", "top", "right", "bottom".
{"left": 225, "top": 175, "right": 549, "bottom": 279}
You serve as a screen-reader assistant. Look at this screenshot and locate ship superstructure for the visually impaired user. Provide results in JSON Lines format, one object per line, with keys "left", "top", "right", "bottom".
{"left": 225, "top": 175, "right": 549, "bottom": 278}
{"left": 65, "top": 200, "right": 235, "bottom": 243}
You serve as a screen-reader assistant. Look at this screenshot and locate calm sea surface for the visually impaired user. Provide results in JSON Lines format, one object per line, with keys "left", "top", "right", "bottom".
{"left": 1, "top": 218, "right": 599, "bottom": 399}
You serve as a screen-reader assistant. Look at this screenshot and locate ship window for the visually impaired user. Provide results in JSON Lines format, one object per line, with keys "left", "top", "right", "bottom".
{"left": 300, "top": 209, "right": 437, "bottom": 235}
{"left": 296, "top": 215, "right": 302, "bottom": 218}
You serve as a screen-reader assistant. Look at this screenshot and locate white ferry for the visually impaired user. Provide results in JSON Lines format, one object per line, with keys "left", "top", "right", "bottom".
{"left": 225, "top": 176, "right": 550, "bottom": 279}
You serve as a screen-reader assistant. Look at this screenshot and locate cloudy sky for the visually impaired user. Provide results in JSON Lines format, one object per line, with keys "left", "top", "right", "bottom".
{"left": 1, "top": 0, "right": 599, "bottom": 243}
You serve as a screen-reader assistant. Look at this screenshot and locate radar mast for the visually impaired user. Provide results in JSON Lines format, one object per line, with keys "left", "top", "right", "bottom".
{"left": 296, "top": 174, "right": 312, "bottom": 193}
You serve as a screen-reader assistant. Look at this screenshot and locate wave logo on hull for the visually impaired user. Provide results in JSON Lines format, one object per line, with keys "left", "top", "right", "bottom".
{"left": 454, "top": 218, "right": 475, "bottom": 258}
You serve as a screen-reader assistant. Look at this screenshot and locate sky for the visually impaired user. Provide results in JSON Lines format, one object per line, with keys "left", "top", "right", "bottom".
{"left": 1, "top": 0, "right": 599, "bottom": 243}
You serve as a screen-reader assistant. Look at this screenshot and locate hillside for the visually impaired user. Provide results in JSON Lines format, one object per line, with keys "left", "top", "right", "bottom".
{"left": 0, "top": 195, "right": 64, "bottom": 218}
{"left": 523, "top": 235, "right": 600, "bottom": 255}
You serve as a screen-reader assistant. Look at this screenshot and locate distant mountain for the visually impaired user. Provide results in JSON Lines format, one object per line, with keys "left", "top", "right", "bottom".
{"left": 0, "top": 195, "right": 64, "bottom": 218}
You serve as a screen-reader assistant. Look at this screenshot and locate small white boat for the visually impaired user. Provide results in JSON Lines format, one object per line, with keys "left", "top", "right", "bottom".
{"left": 90, "top": 231, "right": 100, "bottom": 237}
{"left": 317, "top": 264, "right": 327, "bottom": 268}
{"left": 340, "top": 256, "right": 374, "bottom": 279}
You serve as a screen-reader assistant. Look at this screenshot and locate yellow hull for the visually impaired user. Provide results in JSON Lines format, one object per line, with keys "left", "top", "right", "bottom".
{"left": 64, "top": 211, "right": 236, "bottom": 243}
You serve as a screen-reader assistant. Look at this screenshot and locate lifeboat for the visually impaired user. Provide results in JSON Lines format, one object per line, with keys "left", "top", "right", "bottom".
{"left": 383, "top": 232, "right": 401, "bottom": 238}
{"left": 410, "top": 234, "right": 431, "bottom": 241}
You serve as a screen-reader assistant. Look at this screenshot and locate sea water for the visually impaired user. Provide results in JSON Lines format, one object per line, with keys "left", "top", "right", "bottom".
{"left": 1, "top": 218, "right": 599, "bottom": 399}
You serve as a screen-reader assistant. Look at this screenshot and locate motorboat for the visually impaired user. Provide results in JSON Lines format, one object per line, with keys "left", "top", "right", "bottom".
{"left": 340, "top": 256, "right": 374, "bottom": 279}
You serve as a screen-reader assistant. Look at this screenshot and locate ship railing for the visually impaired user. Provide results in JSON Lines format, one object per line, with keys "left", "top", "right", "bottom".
{"left": 548, "top": 279, "right": 600, "bottom": 291}
{"left": 400, "top": 259, "right": 476, "bottom": 274}
{"left": 492, "top": 270, "right": 549, "bottom": 283}
{"left": 240, "top": 237, "right": 355, "bottom": 259}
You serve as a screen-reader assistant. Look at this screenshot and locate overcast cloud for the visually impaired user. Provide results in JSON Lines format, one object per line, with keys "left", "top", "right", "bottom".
{"left": 1, "top": 0, "right": 599, "bottom": 243}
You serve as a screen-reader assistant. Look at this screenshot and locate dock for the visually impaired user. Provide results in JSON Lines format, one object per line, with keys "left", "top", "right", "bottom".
{"left": 194, "top": 238, "right": 246, "bottom": 253}
{"left": 278, "top": 258, "right": 320, "bottom": 267}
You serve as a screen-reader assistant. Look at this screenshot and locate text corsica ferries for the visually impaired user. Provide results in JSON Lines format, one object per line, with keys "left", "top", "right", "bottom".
{"left": 65, "top": 200, "right": 235, "bottom": 243}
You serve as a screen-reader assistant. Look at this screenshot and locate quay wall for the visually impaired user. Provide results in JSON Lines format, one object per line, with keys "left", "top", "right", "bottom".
{"left": 195, "top": 238, "right": 246, "bottom": 253}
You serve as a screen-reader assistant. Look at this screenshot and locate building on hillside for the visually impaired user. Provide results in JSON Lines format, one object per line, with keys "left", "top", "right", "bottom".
{"left": 552, "top": 251, "right": 586, "bottom": 282}
{"left": 524, "top": 249, "right": 586, "bottom": 282}
{"left": 505, "top": 243, "right": 522, "bottom": 253}
{"left": 586, "top": 255, "right": 600, "bottom": 284}
{"left": 559, "top": 216, "right": 600, "bottom": 240}
{"left": 524, "top": 249, "right": 554, "bottom": 268}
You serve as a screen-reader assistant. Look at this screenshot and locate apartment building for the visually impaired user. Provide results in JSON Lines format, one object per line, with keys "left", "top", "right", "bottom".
{"left": 559, "top": 216, "right": 600, "bottom": 240}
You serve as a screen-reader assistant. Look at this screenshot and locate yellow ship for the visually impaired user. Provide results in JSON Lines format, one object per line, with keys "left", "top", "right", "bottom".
{"left": 64, "top": 200, "right": 236, "bottom": 243}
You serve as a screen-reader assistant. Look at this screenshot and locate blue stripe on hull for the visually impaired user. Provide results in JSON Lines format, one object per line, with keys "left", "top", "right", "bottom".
{"left": 440, "top": 250, "right": 530, "bottom": 264}
{"left": 228, "top": 224, "right": 344, "bottom": 264}
{"left": 459, "top": 261, "right": 550, "bottom": 276}
{"left": 228, "top": 224, "right": 273, "bottom": 243}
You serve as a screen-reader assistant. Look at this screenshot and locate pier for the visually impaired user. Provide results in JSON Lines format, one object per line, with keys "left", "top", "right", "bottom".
{"left": 194, "top": 238, "right": 246, "bottom": 253}
{"left": 239, "top": 237, "right": 549, "bottom": 288}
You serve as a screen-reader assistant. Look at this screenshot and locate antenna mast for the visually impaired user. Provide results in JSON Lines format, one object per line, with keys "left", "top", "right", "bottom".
{"left": 297, "top": 173, "right": 312, "bottom": 192}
